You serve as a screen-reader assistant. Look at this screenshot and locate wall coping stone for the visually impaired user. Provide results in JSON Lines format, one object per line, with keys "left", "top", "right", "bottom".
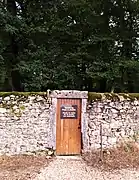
{"left": 50, "top": 90, "right": 88, "bottom": 99}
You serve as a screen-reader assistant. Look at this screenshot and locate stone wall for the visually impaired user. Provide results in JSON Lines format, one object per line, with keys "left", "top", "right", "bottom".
{"left": 1, "top": 91, "right": 139, "bottom": 155}
{"left": 0, "top": 93, "right": 52, "bottom": 155}
{"left": 87, "top": 93, "right": 139, "bottom": 150}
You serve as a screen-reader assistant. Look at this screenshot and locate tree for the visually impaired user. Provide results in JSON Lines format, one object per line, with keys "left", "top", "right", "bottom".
{"left": 0, "top": 0, "right": 139, "bottom": 92}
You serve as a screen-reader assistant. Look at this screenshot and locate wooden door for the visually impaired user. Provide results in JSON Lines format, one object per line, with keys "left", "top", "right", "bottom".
{"left": 56, "top": 98, "right": 81, "bottom": 155}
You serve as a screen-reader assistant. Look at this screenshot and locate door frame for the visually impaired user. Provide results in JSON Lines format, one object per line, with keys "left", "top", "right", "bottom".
{"left": 50, "top": 90, "right": 88, "bottom": 154}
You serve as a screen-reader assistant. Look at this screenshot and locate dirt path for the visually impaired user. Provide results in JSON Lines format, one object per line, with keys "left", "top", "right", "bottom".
{"left": 34, "top": 156, "right": 139, "bottom": 180}
{"left": 0, "top": 155, "right": 51, "bottom": 180}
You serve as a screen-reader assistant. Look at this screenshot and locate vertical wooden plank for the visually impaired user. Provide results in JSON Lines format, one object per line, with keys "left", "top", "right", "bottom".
{"left": 61, "top": 99, "right": 68, "bottom": 154}
{"left": 68, "top": 99, "right": 74, "bottom": 154}
{"left": 77, "top": 99, "right": 80, "bottom": 153}
{"left": 60, "top": 115, "right": 64, "bottom": 152}
{"left": 72, "top": 98, "right": 76, "bottom": 154}
{"left": 56, "top": 99, "right": 61, "bottom": 154}
{"left": 78, "top": 99, "right": 81, "bottom": 153}
{"left": 60, "top": 99, "right": 64, "bottom": 154}
{"left": 73, "top": 98, "right": 77, "bottom": 154}
{"left": 65, "top": 99, "right": 69, "bottom": 154}
{"left": 67, "top": 98, "right": 81, "bottom": 155}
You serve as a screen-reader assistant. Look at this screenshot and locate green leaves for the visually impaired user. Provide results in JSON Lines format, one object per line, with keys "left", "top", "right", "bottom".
{"left": 0, "top": 0, "right": 139, "bottom": 92}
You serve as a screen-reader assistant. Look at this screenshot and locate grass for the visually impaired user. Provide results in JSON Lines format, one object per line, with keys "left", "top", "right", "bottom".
{"left": 0, "top": 154, "right": 53, "bottom": 180}
{"left": 82, "top": 142, "right": 139, "bottom": 171}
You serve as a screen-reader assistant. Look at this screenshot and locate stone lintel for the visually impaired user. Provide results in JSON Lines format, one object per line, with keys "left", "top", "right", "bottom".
{"left": 50, "top": 90, "right": 88, "bottom": 99}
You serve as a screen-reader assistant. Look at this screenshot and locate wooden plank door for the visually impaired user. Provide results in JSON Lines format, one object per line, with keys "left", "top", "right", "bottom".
{"left": 56, "top": 98, "right": 81, "bottom": 155}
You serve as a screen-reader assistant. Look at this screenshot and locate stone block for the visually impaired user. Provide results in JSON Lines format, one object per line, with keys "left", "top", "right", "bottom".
{"left": 0, "top": 108, "right": 6, "bottom": 113}
{"left": 108, "top": 137, "right": 117, "bottom": 145}
{"left": 3, "top": 96, "right": 10, "bottom": 101}
{"left": 20, "top": 145, "right": 27, "bottom": 152}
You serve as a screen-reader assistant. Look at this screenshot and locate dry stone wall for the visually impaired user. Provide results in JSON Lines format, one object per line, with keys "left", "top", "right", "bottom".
{"left": 0, "top": 93, "right": 52, "bottom": 155}
{"left": 1, "top": 92, "right": 139, "bottom": 155}
{"left": 87, "top": 96, "right": 139, "bottom": 150}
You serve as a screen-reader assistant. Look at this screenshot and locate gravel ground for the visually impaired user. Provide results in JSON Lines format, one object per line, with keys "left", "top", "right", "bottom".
{"left": 34, "top": 156, "right": 139, "bottom": 180}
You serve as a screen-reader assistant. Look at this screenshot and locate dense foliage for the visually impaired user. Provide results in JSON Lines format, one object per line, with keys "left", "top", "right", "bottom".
{"left": 0, "top": 0, "right": 139, "bottom": 92}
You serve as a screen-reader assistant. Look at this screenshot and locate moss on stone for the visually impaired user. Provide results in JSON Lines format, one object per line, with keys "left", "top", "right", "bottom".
{"left": 0, "top": 100, "right": 25, "bottom": 117}
{"left": 0, "top": 92, "right": 47, "bottom": 97}
{"left": 88, "top": 92, "right": 139, "bottom": 101}
{"left": 9, "top": 106, "right": 23, "bottom": 118}
{"left": 19, "top": 105, "right": 25, "bottom": 110}
{"left": 0, "top": 92, "right": 49, "bottom": 118}
{"left": 88, "top": 93, "right": 102, "bottom": 101}
{"left": 104, "top": 93, "right": 120, "bottom": 101}
{"left": 1, "top": 91, "right": 139, "bottom": 101}
{"left": 128, "top": 93, "right": 139, "bottom": 100}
